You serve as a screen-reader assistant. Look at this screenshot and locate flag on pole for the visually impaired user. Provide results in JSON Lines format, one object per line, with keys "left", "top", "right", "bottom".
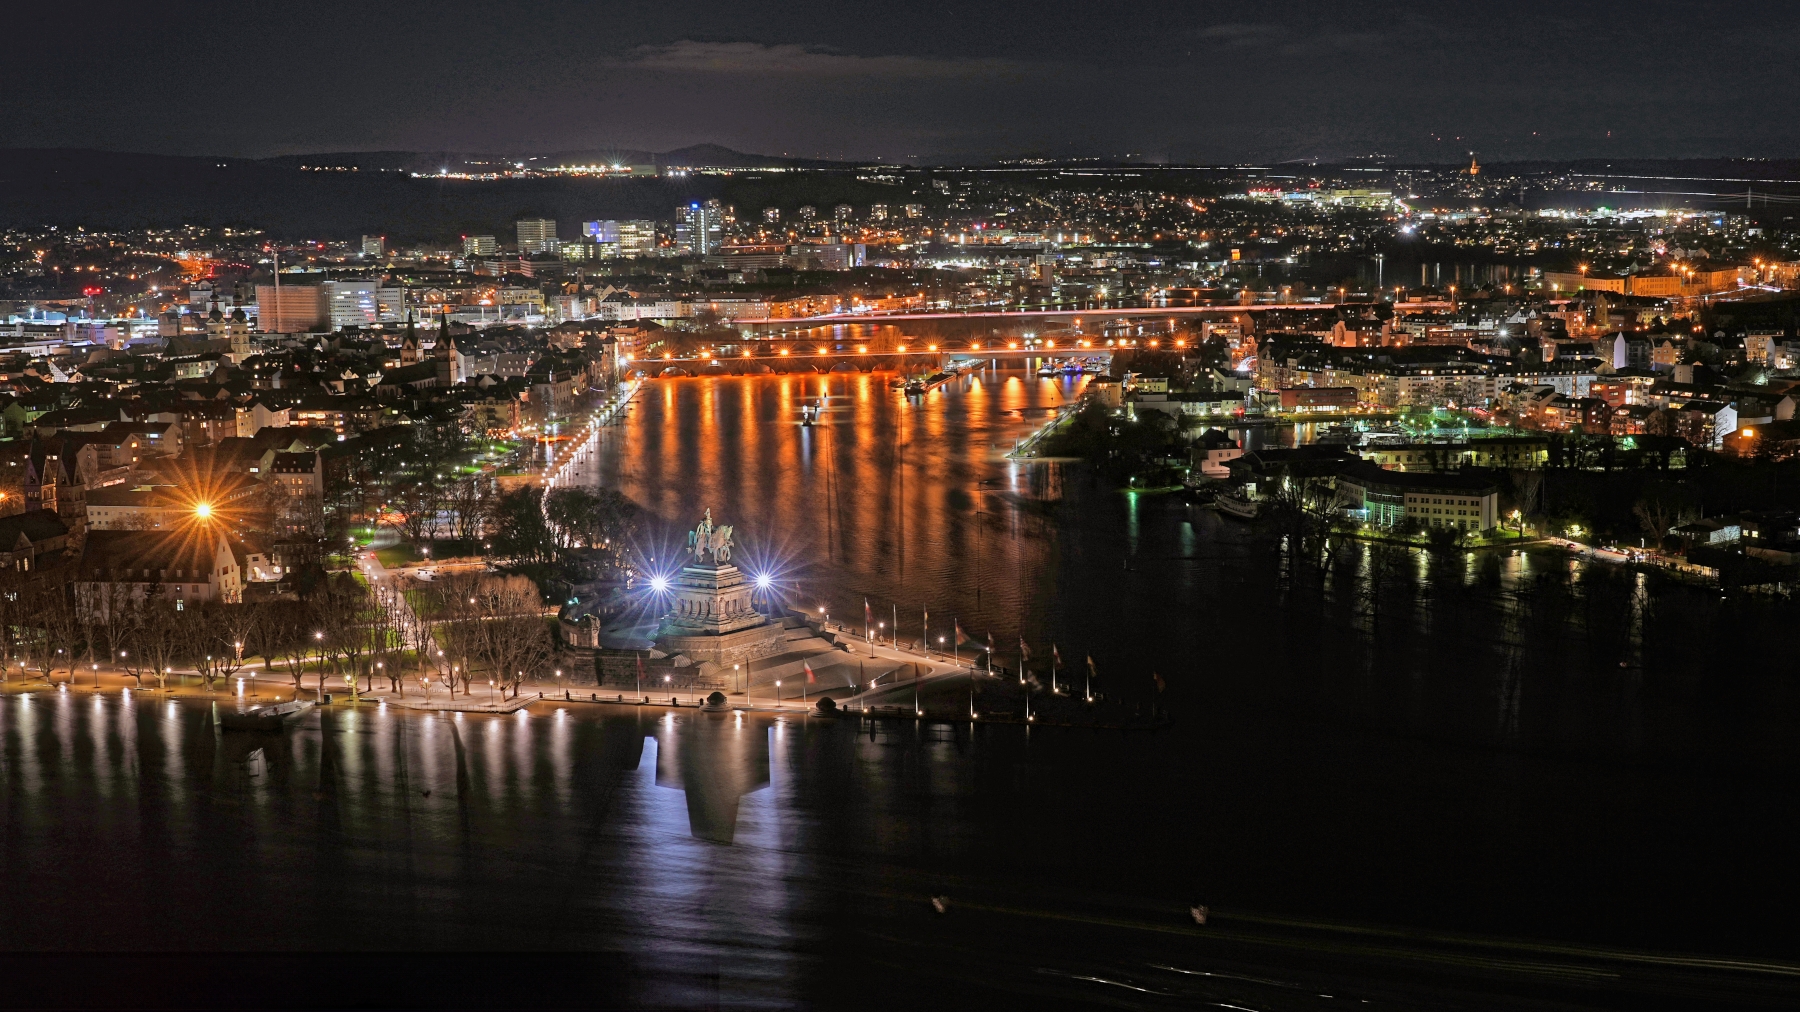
{"left": 1019, "top": 636, "right": 1032, "bottom": 663}
{"left": 1053, "top": 643, "right": 1062, "bottom": 666}
{"left": 865, "top": 598, "right": 872, "bottom": 629}
{"left": 805, "top": 661, "right": 816, "bottom": 684}
{"left": 986, "top": 632, "right": 994, "bottom": 655}
{"left": 954, "top": 619, "right": 970, "bottom": 645}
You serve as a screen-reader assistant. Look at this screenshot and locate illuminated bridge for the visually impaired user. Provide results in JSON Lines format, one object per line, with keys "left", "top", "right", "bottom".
{"left": 736, "top": 303, "right": 1347, "bottom": 326}
{"left": 629, "top": 345, "right": 1115, "bottom": 376}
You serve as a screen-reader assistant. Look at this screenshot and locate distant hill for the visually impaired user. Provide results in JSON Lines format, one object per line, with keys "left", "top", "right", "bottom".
{"left": 249, "top": 143, "right": 838, "bottom": 173}
{"left": 0, "top": 146, "right": 880, "bottom": 239}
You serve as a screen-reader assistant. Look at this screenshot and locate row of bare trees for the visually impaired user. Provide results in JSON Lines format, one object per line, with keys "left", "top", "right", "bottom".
{"left": 415, "top": 574, "right": 554, "bottom": 700}
{"left": 1, "top": 569, "right": 555, "bottom": 701}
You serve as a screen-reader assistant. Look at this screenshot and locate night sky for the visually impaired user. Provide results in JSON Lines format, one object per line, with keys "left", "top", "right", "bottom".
{"left": 11, "top": 1, "right": 1800, "bottom": 163}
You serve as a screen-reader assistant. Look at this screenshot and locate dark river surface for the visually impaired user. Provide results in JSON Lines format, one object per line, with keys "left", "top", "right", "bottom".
{"left": 4, "top": 366, "right": 1799, "bottom": 1009}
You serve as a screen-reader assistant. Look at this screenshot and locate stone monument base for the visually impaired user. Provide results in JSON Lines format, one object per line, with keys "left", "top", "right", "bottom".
{"left": 656, "top": 621, "right": 786, "bottom": 668}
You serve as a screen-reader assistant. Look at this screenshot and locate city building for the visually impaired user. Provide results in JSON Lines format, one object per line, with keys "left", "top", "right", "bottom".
{"left": 323, "top": 280, "right": 378, "bottom": 331}
{"left": 1332, "top": 459, "right": 1499, "bottom": 533}
{"left": 675, "top": 202, "right": 723, "bottom": 255}
{"left": 255, "top": 283, "right": 327, "bottom": 333}
{"left": 516, "top": 219, "right": 558, "bottom": 255}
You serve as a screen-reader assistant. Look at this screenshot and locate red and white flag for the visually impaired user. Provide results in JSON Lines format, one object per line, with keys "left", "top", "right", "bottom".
{"left": 804, "top": 661, "right": 816, "bottom": 684}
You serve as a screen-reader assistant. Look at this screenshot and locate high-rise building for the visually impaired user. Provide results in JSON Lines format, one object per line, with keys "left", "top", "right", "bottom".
{"left": 762, "top": 207, "right": 781, "bottom": 224}
{"left": 616, "top": 220, "right": 657, "bottom": 257}
{"left": 675, "top": 201, "right": 723, "bottom": 255}
{"left": 375, "top": 286, "right": 407, "bottom": 323}
{"left": 361, "top": 235, "right": 385, "bottom": 257}
{"left": 797, "top": 205, "right": 817, "bottom": 221}
{"left": 516, "top": 218, "right": 558, "bottom": 254}
{"left": 464, "top": 235, "right": 499, "bottom": 256}
{"left": 255, "top": 283, "right": 327, "bottom": 334}
{"left": 903, "top": 203, "right": 925, "bottom": 218}
{"left": 833, "top": 204, "right": 854, "bottom": 222}
{"left": 869, "top": 204, "right": 888, "bottom": 222}
{"left": 323, "top": 280, "right": 379, "bottom": 331}
{"left": 580, "top": 220, "right": 655, "bottom": 257}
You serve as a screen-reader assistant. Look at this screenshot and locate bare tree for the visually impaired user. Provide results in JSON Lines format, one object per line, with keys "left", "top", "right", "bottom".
{"left": 83, "top": 580, "right": 136, "bottom": 673}
{"left": 445, "top": 477, "right": 489, "bottom": 541}
{"left": 125, "top": 597, "right": 185, "bottom": 692}
{"left": 312, "top": 574, "right": 370, "bottom": 696}
{"left": 370, "top": 583, "right": 409, "bottom": 693}
{"left": 469, "top": 576, "right": 553, "bottom": 700}
{"left": 27, "top": 584, "right": 82, "bottom": 685}
{"left": 266, "top": 603, "right": 314, "bottom": 695}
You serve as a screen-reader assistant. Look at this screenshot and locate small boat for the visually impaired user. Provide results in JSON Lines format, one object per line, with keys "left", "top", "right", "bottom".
{"left": 904, "top": 378, "right": 926, "bottom": 395}
{"left": 215, "top": 698, "right": 316, "bottom": 731}
{"left": 800, "top": 400, "right": 820, "bottom": 426}
{"left": 1316, "top": 424, "right": 1356, "bottom": 445}
{"left": 1214, "top": 491, "right": 1260, "bottom": 520}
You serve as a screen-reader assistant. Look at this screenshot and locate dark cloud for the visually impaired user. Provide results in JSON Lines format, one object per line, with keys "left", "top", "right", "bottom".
{"left": 4, "top": 1, "right": 1798, "bottom": 162}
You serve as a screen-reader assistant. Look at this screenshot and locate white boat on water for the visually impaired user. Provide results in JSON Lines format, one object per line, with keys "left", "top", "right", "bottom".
{"left": 214, "top": 698, "right": 316, "bottom": 731}
{"left": 1215, "top": 491, "right": 1260, "bottom": 520}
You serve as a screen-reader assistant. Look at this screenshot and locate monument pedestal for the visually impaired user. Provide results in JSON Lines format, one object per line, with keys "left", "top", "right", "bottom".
{"left": 654, "top": 564, "right": 785, "bottom": 667}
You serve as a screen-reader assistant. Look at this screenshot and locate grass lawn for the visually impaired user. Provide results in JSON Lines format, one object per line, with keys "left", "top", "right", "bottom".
{"left": 375, "top": 545, "right": 422, "bottom": 568}
{"left": 377, "top": 539, "right": 487, "bottom": 568}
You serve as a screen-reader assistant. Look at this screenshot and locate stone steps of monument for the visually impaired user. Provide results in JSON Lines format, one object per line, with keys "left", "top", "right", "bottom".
{"left": 744, "top": 651, "right": 912, "bottom": 688}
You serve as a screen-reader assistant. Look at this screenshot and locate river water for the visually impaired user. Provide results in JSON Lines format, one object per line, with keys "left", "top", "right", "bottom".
{"left": 3, "top": 366, "right": 1798, "bottom": 1008}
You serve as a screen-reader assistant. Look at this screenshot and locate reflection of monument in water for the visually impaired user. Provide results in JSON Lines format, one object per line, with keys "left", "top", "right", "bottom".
{"left": 654, "top": 711, "right": 771, "bottom": 844}
{"left": 653, "top": 508, "right": 785, "bottom": 666}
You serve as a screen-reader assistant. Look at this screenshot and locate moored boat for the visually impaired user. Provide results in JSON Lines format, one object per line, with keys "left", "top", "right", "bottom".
{"left": 215, "top": 698, "right": 315, "bottom": 731}
{"left": 1214, "top": 491, "right": 1260, "bottom": 520}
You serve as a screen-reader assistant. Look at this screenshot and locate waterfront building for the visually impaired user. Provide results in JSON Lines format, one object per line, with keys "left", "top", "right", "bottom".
{"left": 1332, "top": 459, "right": 1499, "bottom": 533}
{"left": 1357, "top": 436, "right": 1549, "bottom": 472}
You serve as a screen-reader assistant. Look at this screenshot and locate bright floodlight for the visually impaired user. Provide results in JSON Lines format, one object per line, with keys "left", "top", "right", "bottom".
{"left": 194, "top": 502, "right": 213, "bottom": 519}
{"left": 649, "top": 576, "right": 669, "bottom": 593}
{"left": 754, "top": 573, "right": 772, "bottom": 590}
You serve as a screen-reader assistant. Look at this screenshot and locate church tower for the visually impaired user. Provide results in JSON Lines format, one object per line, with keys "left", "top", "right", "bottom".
{"left": 434, "top": 310, "right": 458, "bottom": 387}
{"left": 400, "top": 312, "right": 422, "bottom": 364}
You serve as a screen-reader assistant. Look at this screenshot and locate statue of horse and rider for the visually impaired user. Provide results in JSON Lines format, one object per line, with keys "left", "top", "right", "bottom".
{"left": 686, "top": 508, "right": 734, "bottom": 565}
